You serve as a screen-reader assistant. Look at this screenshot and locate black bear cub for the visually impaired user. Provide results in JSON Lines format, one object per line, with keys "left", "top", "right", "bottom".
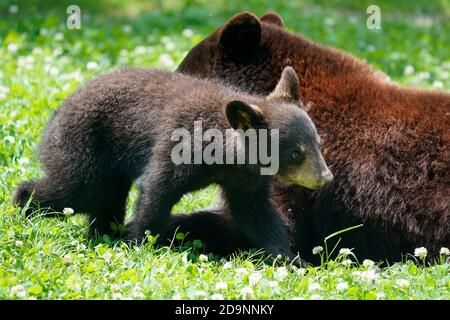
{"left": 13, "top": 66, "right": 332, "bottom": 262}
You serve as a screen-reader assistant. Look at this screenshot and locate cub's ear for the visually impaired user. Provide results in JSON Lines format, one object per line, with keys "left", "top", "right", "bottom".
{"left": 219, "top": 12, "right": 261, "bottom": 61}
{"left": 260, "top": 12, "right": 284, "bottom": 28}
{"left": 268, "top": 66, "right": 299, "bottom": 102}
{"left": 226, "top": 101, "right": 266, "bottom": 130}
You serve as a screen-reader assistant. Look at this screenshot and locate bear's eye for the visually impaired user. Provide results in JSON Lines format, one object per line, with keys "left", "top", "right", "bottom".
{"left": 290, "top": 150, "right": 305, "bottom": 163}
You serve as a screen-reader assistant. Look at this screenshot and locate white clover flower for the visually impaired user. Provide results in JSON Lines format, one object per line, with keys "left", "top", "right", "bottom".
{"left": 9, "top": 5, "right": 19, "bottom": 14}
{"left": 132, "top": 290, "right": 145, "bottom": 299}
{"left": 49, "top": 67, "right": 59, "bottom": 77}
{"left": 65, "top": 70, "right": 83, "bottom": 82}
{"left": 376, "top": 292, "right": 385, "bottom": 300}
{"left": 440, "top": 70, "right": 449, "bottom": 80}
{"left": 32, "top": 47, "right": 43, "bottom": 55}
{"left": 40, "top": 28, "right": 48, "bottom": 36}
{"left": 3, "top": 136, "right": 16, "bottom": 144}
{"left": 440, "top": 247, "right": 450, "bottom": 256}
{"left": 172, "top": 294, "right": 181, "bottom": 300}
{"left": 134, "top": 46, "right": 146, "bottom": 55}
{"left": 236, "top": 268, "right": 248, "bottom": 276}
{"left": 110, "top": 284, "right": 121, "bottom": 291}
{"left": 240, "top": 287, "right": 254, "bottom": 299}
{"left": 414, "top": 247, "right": 428, "bottom": 259}
{"left": 339, "top": 248, "right": 352, "bottom": 256}
{"left": 310, "top": 294, "right": 322, "bottom": 300}
{"left": 122, "top": 25, "right": 133, "bottom": 34}
{"left": 164, "top": 41, "right": 176, "bottom": 51}
{"left": 63, "top": 254, "right": 73, "bottom": 264}
{"left": 10, "top": 285, "right": 25, "bottom": 297}
{"left": 342, "top": 259, "right": 352, "bottom": 267}
{"left": 54, "top": 33, "right": 64, "bottom": 41}
{"left": 363, "top": 259, "right": 375, "bottom": 267}
{"left": 117, "top": 57, "right": 128, "bottom": 65}
{"left": 53, "top": 47, "right": 63, "bottom": 57}
{"left": 312, "top": 246, "right": 323, "bottom": 255}
{"left": 249, "top": 272, "right": 262, "bottom": 286}
{"left": 112, "top": 292, "right": 123, "bottom": 299}
{"left": 414, "top": 16, "right": 433, "bottom": 28}
{"left": 158, "top": 54, "right": 175, "bottom": 69}
{"left": 275, "top": 267, "right": 288, "bottom": 280}
{"left": 417, "top": 71, "right": 430, "bottom": 80}
{"left": 103, "top": 251, "right": 113, "bottom": 264}
{"left": 308, "top": 283, "right": 321, "bottom": 291}
{"left": 7, "top": 43, "right": 19, "bottom": 53}
{"left": 182, "top": 28, "right": 195, "bottom": 38}
{"left": 297, "top": 268, "right": 307, "bottom": 276}
{"left": 0, "top": 85, "right": 9, "bottom": 100}
{"left": 194, "top": 290, "right": 207, "bottom": 298}
{"left": 336, "top": 281, "right": 348, "bottom": 292}
{"left": 17, "top": 56, "right": 34, "bottom": 70}
{"left": 396, "top": 279, "right": 410, "bottom": 288}
{"left": 198, "top": 254, "right": 208, "bottom": 262}
{"left": 432, "top": 81, "right": 444, "bottom": 89}
{"left": 18, "top": 157, "right": 30, "bottom": 166}
{"left": 268, "top": 281, "right": 278, "bottom": 288}
{"left": 352, "top": 270, "right": 379, "bottom": 283}
{"left": 63, "top": 207, "right": 74, "bottom": 215}
{"left": 86, "top": 61, "right": 99, "bottom": 71}
{"left": 403, "top": 65, "right": 415, "bottom": 76}
{"left": 15, "top": 240, "right": 23, "bottom": 248}
{"left": 215, "top": 282, "right": 227, "bottom": 290}
{"left": 222, "top": 261, "right": 233, "bottom": 269}
{"left": 211, "top": 293, "right": 224, "bottom": 300}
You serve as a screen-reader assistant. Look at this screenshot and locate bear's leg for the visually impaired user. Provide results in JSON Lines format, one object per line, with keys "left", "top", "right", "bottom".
{"left": 87, "top": 175, "right": 132, "bottom": 238}
{"left": 166, "top": 210, "right": 254, "bottom": 255}
{"left": 14, "top": 170, "right": 132, "bottom": 238}
{"left": 126, "top": 160, "right": 189, "bottom": 242}
{"left": 222, "top": 185, "right": 300, "bottom": 263}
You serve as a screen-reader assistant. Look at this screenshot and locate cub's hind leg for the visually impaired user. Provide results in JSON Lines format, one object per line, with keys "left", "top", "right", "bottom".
{"left": 87, "top": 174, "right": 132, "bottom": 238}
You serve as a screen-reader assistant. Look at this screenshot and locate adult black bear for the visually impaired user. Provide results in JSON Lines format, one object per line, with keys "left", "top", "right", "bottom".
{"left": 170, "top": 12, "right": 450, "bottom": 263}
{"left": 13, "top": 67, "right": 332, "bottom": 263}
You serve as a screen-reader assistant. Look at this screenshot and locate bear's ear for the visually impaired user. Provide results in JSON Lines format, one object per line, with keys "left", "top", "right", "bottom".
{"left": 268, "top": 66, "right": 299, "bottom": 102}
{"left": 260, "top": 12, "right": 284, "bottom": 28}
{"left": 219, "top": 12, "right": 261, "bottom": 61}
{"left": 226, "top": 100, "right": 266, "bottom": 130}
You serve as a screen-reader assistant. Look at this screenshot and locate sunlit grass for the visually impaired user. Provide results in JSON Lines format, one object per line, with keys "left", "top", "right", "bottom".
{"left": 0, "top": 0, "right": 449, "bottom": 299}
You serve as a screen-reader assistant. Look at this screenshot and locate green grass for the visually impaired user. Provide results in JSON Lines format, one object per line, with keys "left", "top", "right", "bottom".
{"left": 0, "top": 0, "right": 449, "bottom": 300}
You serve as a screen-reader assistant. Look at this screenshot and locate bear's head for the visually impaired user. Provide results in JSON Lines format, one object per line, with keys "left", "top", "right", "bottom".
{"left": 225, "top": 66, "right": 333, "bottom": 189}
{"left": 178, "top": 11, "right": 296, "bottom": 95}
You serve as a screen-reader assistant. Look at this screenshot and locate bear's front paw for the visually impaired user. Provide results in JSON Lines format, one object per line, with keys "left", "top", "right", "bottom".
{"left": 124, "top": 220, "right": 145, "bottom": 244}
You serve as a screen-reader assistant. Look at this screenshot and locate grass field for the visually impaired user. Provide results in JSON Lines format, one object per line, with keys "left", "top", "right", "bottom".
{"left": 0, "top": 0, "right": 449, "bottom": 299}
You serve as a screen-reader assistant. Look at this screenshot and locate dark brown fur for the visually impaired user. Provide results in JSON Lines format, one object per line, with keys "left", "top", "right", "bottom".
{"left": 170, "top": 12, "right": 450, "bottom": 262}
{"left": 13, "top": 68, "right": 326, "bottom": 263}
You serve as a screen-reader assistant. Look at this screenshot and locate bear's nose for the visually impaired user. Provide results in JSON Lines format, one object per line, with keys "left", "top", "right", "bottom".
{"left": 318, "top": 171, "right": 333, "bottom": 186}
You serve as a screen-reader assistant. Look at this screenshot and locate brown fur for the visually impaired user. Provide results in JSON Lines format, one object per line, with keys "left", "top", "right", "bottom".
{"left": 171, "top": 12, "right": 450, "bottom": 262}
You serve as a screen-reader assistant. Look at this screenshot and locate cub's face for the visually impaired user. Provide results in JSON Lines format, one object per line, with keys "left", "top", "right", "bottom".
{"left": 269, "top": 102, "right": 333, "bottom": 189}
{"left": 225, "top": 66, "right": 333, "bottom": 190}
